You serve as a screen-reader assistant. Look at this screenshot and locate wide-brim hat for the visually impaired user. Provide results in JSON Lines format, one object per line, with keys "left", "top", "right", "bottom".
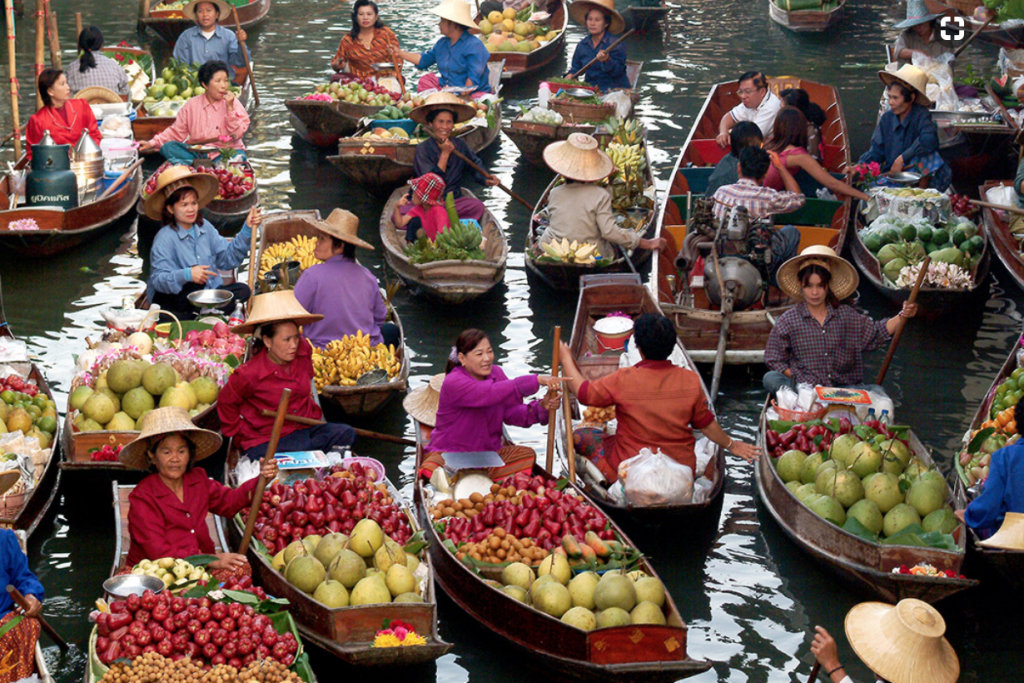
{"left": 75, "top": 86, "right": 122, "bottom": 105}
{"left": 543, "top": 132, "right": 615, "bottom": 182}
{"left": 143, "top": 165, "right": 219, "bottom": 221}
{"left": 978, "top": 512, "right": 1024, "bottom": 550}
{"left": 428, "top": 0, "right": 478, "bottom": 30}
{"left": 230, "top": 289, "right": 324, "bottom": 336}
{"left": 303, "top": 208, "right": 373, "bottom": 250}
{"left": 0, "top": 471, "right": 22, "bottom": 498}
{"left": 409, "top": 92, "right": 476, "bottom": 126}
{"left": 894, "top": 0, "right": 943, "bottom": 29}
{"left": 402, "top": 373, "right": 445, "bottom": 426}
{"left": 776, "top": 245, "right": 859, "bottom": 301}
{"left": 569, "top": 0, "right": 626, "bottom": 36}
{"left": 119, "top": 407, "right": 223, "bottom": 471}
{"left": 879, "top": 64, "right": 933, "bottom": 108}
{"left": 845, "top": 599, "right": 959, "bottom": 683}
{"left": 182, "top": 0, "right": 231, "bottom": 22}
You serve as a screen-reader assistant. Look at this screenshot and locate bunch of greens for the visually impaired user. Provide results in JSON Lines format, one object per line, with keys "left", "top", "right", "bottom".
{"left": 984, "top": 0, "right": 1024, "bottom": 22}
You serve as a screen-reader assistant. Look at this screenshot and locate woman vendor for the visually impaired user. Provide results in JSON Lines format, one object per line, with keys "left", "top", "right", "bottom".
{"left": 25, "top": 68, "right": 101, "bottom": 160}
{"left": 137, "top": 60, "right": 249, "bottom": 165}
{"left": 394, "top": 0, "right": 492, "bottom": 93}
{"left": 418, "top": 329, "right": 564, "bottom": 481}
{"left": 409, "top": 92, "right": 499, "bottom": 222}
{"left": 218, "top": 291, "right": 357, "bottom": 461}
{"left": 763, "top": 246, "right": 917, "bottom": 395}
{"left": 858, "top": 65, "right": 951, "bottom": 192}
{"left": 892, "top": 0, "right": 954, "bottom": 68}
{"left": 566, "top": 0, "right": 630, "bottom": 92}
{"left": 0, "top": 472, "right": 45, "bottom": 683}
{"left": 66, "top": 27, "right": 129, "bottom": 96}
{"left": 293, "top": 208, "right": 401, "bottom": 349}
{"left": 145, "top": 166, "right": 259, "bottom": 320}
{"left": 540, "top": 133, "right": 665, "bottom": 261}
{"left": 119, "top": 407, "right": 279, "bottom": 571}
{"left": 331, "top": 0, "right": 401, "bottom": 79}
{"left": 953, "top": 401, "right": 1024, "bottom": 537}
{"left": 559, "top": 314, "right": 758, "bottom": 481}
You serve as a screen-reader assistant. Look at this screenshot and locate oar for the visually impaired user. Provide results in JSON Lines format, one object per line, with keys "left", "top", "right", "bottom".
{"left": 97, "top": 158, "right": 145, "bottom": 200}
{"left": 258, "top": 410, "right": 416, "bottom": 447}
{"left": 953, "top": 14, "right": 995, "bottom": 58}
{"left": 424, "top": 130, "right": 532, "bottom": 211}
{"left": 970, "top": 198, "right": 1024, "bottom": 215}
{"left": 806, "top": 662, "right": 821, "bottom": 683}
{"left": 570, "top": 29, "right": 635, "bottom": 79}
{"left": 6, "top": 585, "right": 69, "bottom": 650}
{"left": 231, "top": 6, "right": 259, "bottom": 107}
{"left": 874, "top": 255, "right": 930, "bottom": 385}
{"left": 239, "top": 389, "right": 290, "bottom": 555}
{"left": 562, "top": 378, "right": 576, "bottom": 485}
{"left": 545, "top": 326, "right": 561, "bottom": 472}
{"left": 246, "top": 203, "right": 259, "bottom": 313}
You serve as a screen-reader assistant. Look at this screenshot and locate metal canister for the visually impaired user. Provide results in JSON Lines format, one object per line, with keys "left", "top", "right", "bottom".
{"left": 260, "top": 270, "right": 280, "bottom": 293}
{"left": 26, "top": 131, "right": 78, "bottom": 209}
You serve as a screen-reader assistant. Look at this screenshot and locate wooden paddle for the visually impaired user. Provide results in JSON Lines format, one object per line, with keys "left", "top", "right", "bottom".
{"left": 545, "top": 326, "right": 561, "bottom": 472}
{"left": 970, "top": 198, "right": 1024, "bottom": 216}
{"left": 952, "top": 14, "right": 995, "bottom": 58}
{"left": 6, "top": 585, "right": 69, "bottom": 650}
{"left": 570, "top": 29, "right": 634, "bottom": 79}
{"left": 239, "top": 389, "right": 290, "bottom": 555}
{"left": 258, "top": 410, "right": 416, "bottom": 447}
{"left": 562, "top": 380, "right": 576, "bottom": 485}
{"left": 246, "top": 204, "right": 259, "bottom": 313}
{"left": 874, "top": 255, "right": 930, "bottom": 385}
{"left": 806, "top": 662, "right": 821, "bottom": 683}
{"left": 97, "top": 157, "right": 145, "bottom": 200}
{"left": 231, "top": 6, "right": 259, "bottom": 107}
{"left": 424, "top": 129, "right": 532, "bottom": 211}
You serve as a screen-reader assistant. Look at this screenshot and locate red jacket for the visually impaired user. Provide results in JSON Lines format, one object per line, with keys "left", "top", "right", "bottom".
{"left": 25, "top": 99, "right": 101, "bottom": 160}
{"left": 126, "top": 468, "right": 257, "bottom": 567}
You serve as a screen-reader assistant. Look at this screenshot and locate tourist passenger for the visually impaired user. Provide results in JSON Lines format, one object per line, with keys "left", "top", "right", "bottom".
{"left": 394, "top": 0, "right": 492, "bottom": 93}
{"left": 954, "top": 400, "right": 1024, "bottom": 537}
{"left": 418, "top": 329, "right": 565, "bottom": 481}
{"left": 25, "top": 68, "right": 101, "bottom": 160}
{"left": 0, "top": 473, "right": 45, "bottom": 683}
{"left": 779, "top": 87, "right": 825, "bottom": 160}
{"left": 705, "top": 121, "right": 763, "bottom": 197}
{"left": 559, "top": 314, "right": 759, "bottom": 480}
{"left": 716, "top": 70, "right": 781, "bottom": 146}
{"left": 173, "top": 0, "right": 249, "bottom": 84}
{"left": 293, "top": 208, "right": 401, "bottom": 349}
{"left": 145, "top": 166, "right": 258, "bottom": 320}
{"left": 331, "top": 0, "right": 401, "bottom": 79}
{"left": 763, "top": 246, "right": 917, "bottom": 395}
{"left": 892, "top": 0, "right": 954, "bottom": 68}
{"left": 219, "top": 291, "right": 357, "bottom": 461}
{"left": 137, "top": 60, "right": 250, "bottom": 165}
{"left": 120, "top": 407, "right": 279, "bottom": 571}
{"left": 565, "top": 0, "right": 630, "bottom": 92}
{"left": 65, "top": 27, "right": 129, "bottom": 96}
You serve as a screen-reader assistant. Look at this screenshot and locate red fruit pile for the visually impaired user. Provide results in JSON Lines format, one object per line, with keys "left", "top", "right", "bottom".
{"left": 765, "top": 417, "right": 907, "bottom": 459}
{"left": 208, "top": 166, "right": 255, "bottom": 200}
{"left": 253, "top": 462, "right": 412, "bottom": 555}
{"left": 91, "top": 444, "right": 123, "bottom": 462}
{"left": 2, "top": 373, "right": 38, "bottom": 396}
{"left": 222, "top": 574, "right": 268, "bottom": 601}
{"left": 184, "top": 321, "right": 246, "bottom": 359}
{"left": 95, "top": 589, "right": 298, "bottom": 668}
{"left": 950, "top": 193, "right": 977, "bottom": 218}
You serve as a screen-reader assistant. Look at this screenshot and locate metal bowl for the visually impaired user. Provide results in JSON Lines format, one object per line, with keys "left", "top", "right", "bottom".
{"left": 103, "top": 574, "right": 165, "bottom": 599}
{"left": 371, "top": 62, "right": 396, "bottom": 70}
{"left": 187, "top": 289, "right": 233, "bottom": 308}
{"left": 356, "top": 369, "right": 389, "bottom": 386}
{"left": 561, "top": 87, "right": 595, "bottom": 98}
{"left": 886, "top": 171, "right": 923, "bottom": 185}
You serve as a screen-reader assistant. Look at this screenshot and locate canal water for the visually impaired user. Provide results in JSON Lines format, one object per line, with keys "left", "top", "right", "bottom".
{"left": 1, "top": 0, "right": 1022, "bottom": 680}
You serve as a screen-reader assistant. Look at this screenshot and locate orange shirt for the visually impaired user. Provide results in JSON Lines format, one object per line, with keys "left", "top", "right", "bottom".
{"left": 578, "top": 360, "right": 715, "bottom": 471}
{"left": 333, "top": 27, "right": 400, "bottom": 79}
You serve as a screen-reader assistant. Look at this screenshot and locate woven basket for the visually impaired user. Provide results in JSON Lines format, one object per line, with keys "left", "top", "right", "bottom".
{"left": 771, "top": 399, "right": 828, "bottom": 422}
{"left": 947, "top": 0, "right": 983, "bottom": 14}
{"left": 550, "top": 98, "right": 616, "bottom": 123}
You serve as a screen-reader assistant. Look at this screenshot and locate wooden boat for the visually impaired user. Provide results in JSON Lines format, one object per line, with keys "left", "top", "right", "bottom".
{"left": 627, "top": 1, "right": 670, "bottom": 31}
{"left": 502, "top": 61, "right": 642, "bottom": 169}
{"left": 379, "top": 188, "right": 508, "bottom": 303}
{"left": 652, "top": 76, "right": 852, "bottom": 364}
{"left": 767, "top": 0, "right": 846, "bottom": 32}
{"left": 556, "top": 274, "right": 726, "bottom": 525}
{"left": 475, "top": 0, "right": 567, "bottom": 83}
{"left": 979, "top": 179, "right": 1024, "bottom": 292}
{"left": 134, "top": 76, "right": 255, "bottom": 150}
{"left": 14, "top": 532, "right": 54, "bottom": 683}
{"left": 255, "top": 210, "right": 411, "bottom": 416}
{"left": 756, "top": 400, "right": 978, "bottom": 603}
{"left": 136, "top": 159, "right": 259, "bottom": 235}
{"left": 922, "top": 0, "right": 1024, "bottom": 49}
{"left": 138, "top": 0, "right": 272, "bottom": 45}
{"left": 0, "top": 288, "right": 61, "bottom": 539}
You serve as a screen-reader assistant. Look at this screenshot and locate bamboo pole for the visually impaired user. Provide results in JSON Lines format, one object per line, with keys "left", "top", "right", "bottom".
{"left": 258, "top": 410, "right": 417, "bottom": 447}
{"left": 874, "top": 255, "right": 930, "bottom": 385}
{"left": 230, "top": 6, "right": 258, "bottom": 106}
{"left": 239, "top": 390, "right": 290, "bottom": 555}
{"left": 139, "top": 0, "right": 149, "bottom": 20}
{"left": 545, "top": 326, "right": 561, "bottom": 472}
{"left": 74, "top": 12, "right": 81, "bottom": 40}
{"left": 47, "top": 8, "right": 60, "bottom": 70}
{"left": 33, "top": 0, "right": 43, "bottom": 110}
{"left": 4, "top": 0, "right": 21, "bottom": 158}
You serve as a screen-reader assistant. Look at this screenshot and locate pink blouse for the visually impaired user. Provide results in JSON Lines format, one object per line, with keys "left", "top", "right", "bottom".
{"left": 150, "top": 94, "right": 249, "bottom": 151}
{"left": 763, "top": 146, "right": 810, "bottom": 191}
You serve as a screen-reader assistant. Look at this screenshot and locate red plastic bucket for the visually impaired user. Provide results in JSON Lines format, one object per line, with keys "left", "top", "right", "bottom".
{"left": 594, "top": 316, "right": 634, "bottom": 353}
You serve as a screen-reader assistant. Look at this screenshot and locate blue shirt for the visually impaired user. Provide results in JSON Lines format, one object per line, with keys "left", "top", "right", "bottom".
{"left": 172, "top": 25, "right": 248, "bottom": 81}
{"left": 964, "top": 443, "right": 1024, "bottom": 536}
{"left": 858, "top": 104, "right": 939, "bottom": 171}
{"left": 418, "top": 31, "right": 491, "bottom": 93}
{"left": 147, "top": 219, "right": 252, "bottom": 301}
{"left": 570, "top": 32, "right": 630, "bottom": 92}
{"left": 413, "top": 136, "right": 485, "bottom": 199}
{"left": 0, "top": 529, "right": 45, "bottom": 619}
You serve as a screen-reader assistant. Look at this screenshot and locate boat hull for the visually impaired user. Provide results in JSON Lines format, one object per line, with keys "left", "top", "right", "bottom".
{"left": 767, "top": 0, "right": 846, "bottom": 31}
{"left": 139, "top": 0, "right": 271, "bottom": 44}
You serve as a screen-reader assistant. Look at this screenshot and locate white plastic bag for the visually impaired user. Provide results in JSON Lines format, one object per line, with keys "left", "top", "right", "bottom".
{"left": 607, "top": 480, "right": 627, "bottom": 504}
{"left": 601, "top": 91, "right": 633, "bottom": 119}
{"left": 522, "top": 105, "right": 563, "bottom": 126}
{"left": 985, "top": 185, "right": 1018, "bottom": 208}
{"left": 796, "top": 383, "right": 817, "bottom": 412}
{"left": 619, "top": 448, "right": 694, "bottom": 506}
{"left": 692, "top": 477, "right": 713, "bottom": 504}
{"left": 776, "top": 385, "right": 800, "bottom": 412}
{"left": 99, "top": 114, "right": 133, "bottom": 138}
{"left": 693, "top": 437, "right": 713, "bottom": 478}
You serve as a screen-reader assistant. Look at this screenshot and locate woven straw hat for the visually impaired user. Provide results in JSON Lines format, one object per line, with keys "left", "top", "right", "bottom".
{"left": 143, "top": 165, "right": 219, "bottom": 221}
{"left": 543, "top": 133, "right": 615, "bottom": 183}
{"left": 978, "top": 512, "right": 1024, "bottom": 550}
{"left": 0, "top": 470, "right": 21, "bottom": 498}
{"left": 569, "top": 0, "right": 625, "bottom": 36}
{"left": 74, "top": 86, "right": 123, "bottom": 105}
{"left": 303, "top": 208, "right": 373, "bottom": 250}
{"left": 402, "top": 373, "right": 445, "bottom": 427}
{"left": 879, "top": 64, "right": 933, "bottom": 108}
{"left": 845, "top": 599, "right": 959, "bottom": 683}
{"left": 428, "top": 0, "right": 479, "bottom": 29}
{"left": 776, "top": 245, "right": 859, "bottom": 301}
{"left": 119, "top": 407, "right": 223, "bottom": 471}
{"left": 409, "top": 92, "right": 476, "bottom": 125}
{"left": 230, "top": 290, "right": 324, "bottom": 336}
{"left": 182, "top": 0, "right": 231, "bottom": 21}
{"left": 894, "top": 0, "right": 943, "bottom": 29}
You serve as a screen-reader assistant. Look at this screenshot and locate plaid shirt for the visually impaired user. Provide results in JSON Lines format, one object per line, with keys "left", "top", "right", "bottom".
{"left": 765, "top": 302, "right": 892, "bottom": 386}
{"left": 711, "top": 178, "right": 805, "bottom": 224}
{"left": 66, "top": 54, "right": 129, "bottom": 96}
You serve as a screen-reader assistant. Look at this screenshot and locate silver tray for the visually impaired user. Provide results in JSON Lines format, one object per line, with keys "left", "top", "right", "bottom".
{"left": 103, "top": 574, "right": 165, "bottom": 598}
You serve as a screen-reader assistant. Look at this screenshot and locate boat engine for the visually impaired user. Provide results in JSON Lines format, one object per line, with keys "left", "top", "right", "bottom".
{"left": 702, "top": 205, "right": 773, "bottom": 311}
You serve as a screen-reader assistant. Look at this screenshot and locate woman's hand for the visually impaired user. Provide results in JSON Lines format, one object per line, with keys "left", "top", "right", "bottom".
{"left": 224, "top": 89, "right": 236, "bottom": 107}
{"left": 438, "top": 137, "right": 455, "bottom": 156}
{"left": 768, "top": 149, "right": 783, "bottom": 169}
{"left": 397, "top": 195, "right": 410, "bottom": 208}
{"left": 900, "top": 301, "right": 918, "bottom": 319}
{"left": 17, "top": 594, "right": 42, "bottom": 618}
{"left": 810, "top": 626, "right": 842, "bottom": 674}
{"left": 639, "top": 237, "right": 667, "bottom": 251}
{"left": 596, "top": 49, "right": 610, "bottom": 63}
{"left": 330, "top": 57, "right": 345, "bottom": 72}
{"left": 485, "top": 173, "right": 500, "bottom": 187}
{"left": 260, "top": 456, "right": 279, "bottom": 480}
{"left": 246, "top": 206, "right": 263, "bottom": 229}
{"left": 537, "top": 375, "right": 570, "bottom": 388}
{"left": 208, "top": 553, "right": 248, "bottom": 572}
{"left": 191, "top": 265, "right": 218, "bottom": 285}
{"left": 716, "top": 131, "right": 730, "bottom": 148}
{"left": 236, "top": 28, "right": 247, "bottom": 43}
{"left": 540, "top": 389, "right": 562, "bottom": 411}
{"left": 891, "top": 155, "right": 905, "bottom": 174}
{"left": 137, "top": 140, "right": 154, "bottom": 153}
{"left": 728, "top": 439, "right": 760, "bottom": 463}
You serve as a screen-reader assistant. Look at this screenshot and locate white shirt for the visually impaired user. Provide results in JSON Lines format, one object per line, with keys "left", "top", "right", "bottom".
{"left": 729, "top": 90, "right": 782, "bottom": 137}
{"left": 201, "top": 28, "right": 216, "bottom": 39}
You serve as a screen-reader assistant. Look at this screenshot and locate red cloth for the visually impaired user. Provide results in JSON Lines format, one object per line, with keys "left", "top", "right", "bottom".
{"left": 217, "top": 339, "right": 323, "bottom": 452}
{"left": 25, "top": 99, "right": 101, "bottom": 160}
{"left": 408, "top": 204, "right": 451, "bottom": 240}
{"left": 126, "top": 468, "right": 258, "bottom": 567}
{"left": 577, "top": 360, "right": 715, "bottom": 471}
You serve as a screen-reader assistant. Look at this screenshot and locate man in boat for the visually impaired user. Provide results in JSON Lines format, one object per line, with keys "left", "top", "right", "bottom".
{"left": 173, "top": 0, "right": 250, "bottom": 85}
{"left": 558, "top": 313, "right": 759, "bottom": 482}
{"left": 892, "top": 0, "right": 954, "bottom": 69}
{"left": 716, "top": 71, "right": 781, "bottom": 147}
{"left": 810, "top": 598, "right": 959, "bottom": 683}
{"left": 705, "top": 121, "right": 763, "bottom": 196}
{"left": 0, "top": 473, "right": 45, "bottom": 683}
{"left": 954, "top": 400, "right": 1024, "bottom": 536}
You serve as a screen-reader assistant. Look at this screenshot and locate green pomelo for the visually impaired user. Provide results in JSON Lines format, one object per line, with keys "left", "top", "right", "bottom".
{"left": 502, "top": 562, "right": 536, "bottom": 590}
{"left": 349, "top": 576, "right": 391, "bottom": 605}
{"left": 630, "top": 601, "right": 667, "bottom": 625}
{"left": 922, "top": 508, "right": 957, "bottom": 534}
{"left": 776, "top": 449, "right": 807, "bottom": 484}
{"left": 394, "top": 592, "right": 425, "bottom": 603}
{"left": 809, "top": 495, "right": 847, "bottom": 526}
{"left": 312, "top": 579, "right": 349, "bottom": 608}
{"left": 786, "top": 481, "right": 802, "bottom": 494}
{"left": 880, "top": 439, "right": 911, "bottom": 469}
{"left": 561, "top": 606, "right": 597, "bottom": 630}
{"left": 832, "top": 469, "right": 865, "bottom": 509}
{"left": 883, "top": 503, "right": 921, "bottom": 537}
{"left": 107, "top": 360, "right": 143, "bottom": 394}
{"left": 906, "top": 478, "right": 946, "bottom": 518}
{"left": 82, "top": 393, "right": 116, "bottom": 425}
{"left": 190, "top": 376, "right": 218, "bottom": 405}
{"left": 385, "top": 564, "right": 417, "bottom": 598}
{"left": 795, "top": 483, "right": 819, "bottom": 502}
{"left": 328, "top": 549, "right": 367, "bottom": 588}
{"left": 568, "top": 571, "right": 599, "bottom": 609}
{"left": 816, "top": 467, "right": 838, "bottom": 495}
{"left": 284, "top": 555, "right": 326, "bottom": 594}
{"left": 633, "top": 577, "right": 666, "bottom": 608}
{"left": 534, "top": 582, "right": 572, "bottom": 618}
{"left": 97, "top": 388, "right": 120, "bottom": 413}
{"left": 350, "top": 518, "right": 384, "bottom": 557}
{"left": 122, "top": 387, "right": 155, "bottom": 420}
{"left": 596, "top": 607, "right": 632, "bottom": 628}
{"left": 530, "top": 574, "right": 558, "bottom": 601}
{"left": 847, "top": 499, "right": 884, "bottom": 535}
{"left": 502, "top": 585, "right": 529, "bottom": 603}
{"left": 314, "top": 533, "right": 349, "bottom": 568}
{"left": 800, "top": 452, "right": 825, "bottom": 484}
{"left": 864, "top": 472, "right": 903, "bottom": 514}
{"left": 594, "top": 574, "right": 636, "bottom": 612}
{"left": 849, "top": 442, "right": 883, "bottom": 478}
{"left": 829, "top": 434, "right": 861, "bottom": 468}
{"left": 69, "top": 386, "right": 94, "bottom": 411}
{"left": 284, "top": 540, "right": 308, "bottom": 564}
{"left": 903, "top": 457, "right": 928, "bottom": 480}
{"left": 159, "top": 387, "right": 191, "bottom": 410}
{"left": 106, "top": 412, "right": 136, "bottom": 431}
{"left": 538, "top": 553, "right": 572, "bottom": 585}
{"left": 142, "top": 363, "right": 177, "bottom": 397}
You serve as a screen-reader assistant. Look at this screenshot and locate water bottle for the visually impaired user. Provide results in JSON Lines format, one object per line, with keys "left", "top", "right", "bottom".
{"left": 228, "top": 301, "right": 245, "bottom": 327}
{"left": 538, "top": 82, "right": 551, "bottom": 110}
{"left": 879, "top": 409, "right": 890, "bottom": 427}
{"left": 866, "top": 408, "right": 876, "bottom": 424}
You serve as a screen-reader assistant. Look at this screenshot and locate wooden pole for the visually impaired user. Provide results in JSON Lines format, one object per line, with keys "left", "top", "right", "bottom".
{"left": 97, "top": 157, "right": 144, "bottom": 199}
{"left": 231, "top": 6, "right": 259, "bottom": 107}
{"left": 139, "top": 0, "right": 149, "bottom": 20}
{"left": 571, "top": 29, "right": 634, "bottom": 78}
{"left": 562, "top": 379, "right": 576, "bottom": 485}
{"left": 970, "top": 198, "right": 1024, "bottom": 216}
{"left": 258, "top": 410, "right": 417, "bottom": 446}
{"left": 806, "top": 662, "right": 821, "bottom": 683}
{"left": 239, "top": 389, "right": 290, "bottom": 555}
{"left": 46, "top": 5, "right": 59, "bottom": 70}
{"left": 5, "top": 0, "right": 21, "bottom": 158}
{"left": 33, "top": 0, "right": 43, "bottom": 110}
{"left": 874, "top": 255, "right": 930, "bottom": 385}
{"left": 6, "top": 585, "right": 69, "bottom": 650}
{"left": 952, "top": 14, "right": 995, "bottom": 58}
{"left": 246, "top": 206, "right": 258, "bottom": 313}
{"left": 74, "top": 12, "right": 81, "bottom": 40}
{"left": 545, "top": 326, "right": 561, "bottom": 472}
{"left": 424, "top": 129, "right": 532, "bottom": 210}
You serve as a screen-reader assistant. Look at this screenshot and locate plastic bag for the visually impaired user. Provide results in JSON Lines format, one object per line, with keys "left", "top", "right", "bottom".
{"left": 797, "top": 383, "right": 817, "bottom": 412}
{"left": 694, "top": 437, "right": 713, "bottom": 478}
{"left": 99, "top": 114, "right": 133, "bottom": 138}
{"left": 607, "top": 480, "right": 627, "bottom": 504}
{"left": 619, "top": 448, "right": 694, "bottom": 506}
{"left": 776, "top": 385, "right": 800, "bottom": 412}
{"left": 601, "top": 91, "right": 633, "bottom": 119}
{"left": 521, "top": 105, "right": 563, "bottom": 126}
{"left": 692, "top": 477, "right": 713, "bottom": 504}
{"left": 1000, "top": 48, "right": 1024, "bottom": 80}
{"left": 985, "top": 184, "right": 1018, "bottom": 208}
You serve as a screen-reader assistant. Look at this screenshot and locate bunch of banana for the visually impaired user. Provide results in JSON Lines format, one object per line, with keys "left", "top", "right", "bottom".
{"left": 607, "top": 142, "right": 644, "bottom": 175}
{"left": 313, "top": 330, "right": 401, "bottom": 390}
{"left": 540, "top": 238, "right": 600, "bottom": 264}
{"left": 436, "top": 220, "right": 483, "bottom": 252}
{"left": 259, "top": 236, "right": 321, "bottom": 278}
{"left": 131, "top": 557, "right": 212, "bottom": 590}
{"left": 604, "top": 117, "right": 644, "bottom": 146}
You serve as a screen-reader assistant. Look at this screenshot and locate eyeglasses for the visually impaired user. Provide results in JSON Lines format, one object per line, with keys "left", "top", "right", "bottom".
{"left": 737, "top": 87, "right": 763, "bottom": 96}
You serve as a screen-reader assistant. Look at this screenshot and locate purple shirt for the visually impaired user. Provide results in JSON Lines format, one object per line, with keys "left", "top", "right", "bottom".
{"left": 427, "top": 366, "right": 548, "bottom": 453}
{"left": 293, "top": 254, "right": 387, "bottom": 348}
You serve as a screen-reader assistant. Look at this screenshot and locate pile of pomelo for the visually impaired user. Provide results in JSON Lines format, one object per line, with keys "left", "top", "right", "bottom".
{"left": 0, "top": 378, "right": 58, "bottom": 450}
{"left": 477, "top": 8, "right": 559, "bottom": 54}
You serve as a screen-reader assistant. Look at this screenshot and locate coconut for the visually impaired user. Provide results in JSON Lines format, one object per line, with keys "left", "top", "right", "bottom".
{"left": 284, "top": 556, "right": 326, "bottom": 594}
{"left": 864, "top": 472, "right": 903, "bottom": 514}
{"left": 561, "top": 606, "right": 597, "bottom": 631}
{"left": 350, "top": 576, "right": 391, "bottom": 605}
{"left": 538, "top": 553, "right": 572, "bottom": 585}
{"left": 312, "top": 580, "right": 349, "bottom": 608}
{"left": 831, "top": 469, "right": 865, "bottom": 509}
{"left": 284, "top": 540, "right": 308, "bottom": 564}
{"left": 594, "top": 574, "right": 636, "bottom": 612}
{"left": 883, "top": 503, "right": 921, "bottom": 537}
{"left": 847, "top": 499, "right": 884, "bottom": 534}
{"left": 849, "top": 442, "right": 883, "bottom": 478}
{"left": 82, "top": 392, "right": 116, "bottom": 425}
{"left": 385, "top": 564, "right": 417, "bottom": 598}
{"left": 393, "top": 592, "right": 425, "bottom": 603}
{"left": 800, "top": 452, "right": 825, "bottom": 485}
{"left": 567, "top": 572, "right": 600, "bottom": 609}
{"left": 633, "top": 577, "right": 666, "bottom": 607}
{"left": 107, "top": 360, "right": 143, "bottom": 394}
{"left": 314, "top": 533, "right": 349, "bottom": 568}
{"left": 795, "top": 483, "right": 819, "bottom": 503}
{"left": 328, "top": 549, "right": 366, "bottom": 588}
{"left": 829, "top": 434, "right": 861, "bottom": 468}
{"left": 596, "top": 607, "right": 632, "bottom": 628}
{"left": 501, "top": 562, "right": 535, "bottom": 590}
{"left": 128, "top": 331, "right": 154, "bottom": 355}
{"left": 776, "top": 449, "right": 807, "bottom": 484}
{"left": 69, "top": 386, "right": 94, "bottom": 411}
{"left": 350, "top": 519, "right": 385, "bottom": 558}
{"left": 142, "top": 363, "right": 177, "bottom": 397}
{"left": 122, "top": 387, "right": 155, "bottom": 420}
{"left": 630, "top": 601, "right": 667, "bottom": 625}
{"left": 906, "top": 478, "right": 946, "bottom": 518}
{"left": 533, "top": 582, "right": 572, "bottom": 618}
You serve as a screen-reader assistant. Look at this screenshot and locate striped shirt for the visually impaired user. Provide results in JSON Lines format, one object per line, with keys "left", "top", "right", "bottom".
{"left": 66, "top": 54, "right": 129, "bottom": 96}
{"left": 711, "top": 178, "right": 805, "bottom": 224}
{"left": 333, "top": 27, "right": 400, "bottom": 79}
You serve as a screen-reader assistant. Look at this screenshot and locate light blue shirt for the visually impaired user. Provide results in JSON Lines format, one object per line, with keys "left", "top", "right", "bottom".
{"left": 417, "top": 31, "right": 491, "bottom": 93}
{"left": 147, "top": 219, "right": 251, "bottom": 301}
{"left": 172, "top": 25, "right": 247, "bottom": 81}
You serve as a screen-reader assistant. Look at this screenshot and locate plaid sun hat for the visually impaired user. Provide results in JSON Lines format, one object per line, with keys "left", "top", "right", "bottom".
{"left": 409, "top": 173, "right": 446, "bottom": 207}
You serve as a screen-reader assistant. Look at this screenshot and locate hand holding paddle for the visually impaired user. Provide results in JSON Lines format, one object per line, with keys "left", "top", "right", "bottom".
{"left": 568, "top": 29, "right": 634, "bottom": 79}
{"left": 424, "top": 129, "right": 530, "bottom": 209}
{"left": 239, "top": 389, "right": 289, "bottom": 555}
{"left": 7, "top": 585, "right": 69, "bottom": 650}
{"left": 809, "top": 626, "right": 841, "bottom": 682}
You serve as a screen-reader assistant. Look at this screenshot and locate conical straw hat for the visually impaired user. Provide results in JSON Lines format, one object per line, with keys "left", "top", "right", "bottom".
{"left": 0, "top": 471, "right": 22, "bottom": 498}
{"left": 182, "top": 0, "right": 231, "bottom": 22}
{"left": 845, "top": 599, "right": 959, "bottom": 683}
{"left": 428, "top": 0, "right": 478, "bottom": 30}
{"left": 230, "top": 290, "right": 324, "bottom": 336}
{"left": 403, "top": 373, "right": 445, "bottom": 427}
{"left": 119, "top": 407, "right": 223, "bottom": 471}
{"left": 302, "top": 208, "right": 373, "bottom": 250}
{"left": 879, "top": 64, "right": 933, "bottom": 108}
{"left": 409, "top": 92, "right": 476, "bottom": 125}
{"left": 569, "top": 0, "right": 625, "bottom": 35}
{"left": 978, "top": 512, "right": 1024, "bottom": 550}
{"left": 775, "top": 245, "right": 859, "bottom": 301}
{"left": 74, "top": 86, "right": 122, "bottom": 105}
{"left": 542, "top": 133, "right": 615, "bottom": 183}
{"left": 143, "top": 165, "right": 219, "bottom": 221}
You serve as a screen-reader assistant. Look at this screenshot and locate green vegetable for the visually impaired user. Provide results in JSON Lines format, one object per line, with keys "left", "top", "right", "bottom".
{"left": 445, "top": 192, "right": 460, "bottom": 230}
